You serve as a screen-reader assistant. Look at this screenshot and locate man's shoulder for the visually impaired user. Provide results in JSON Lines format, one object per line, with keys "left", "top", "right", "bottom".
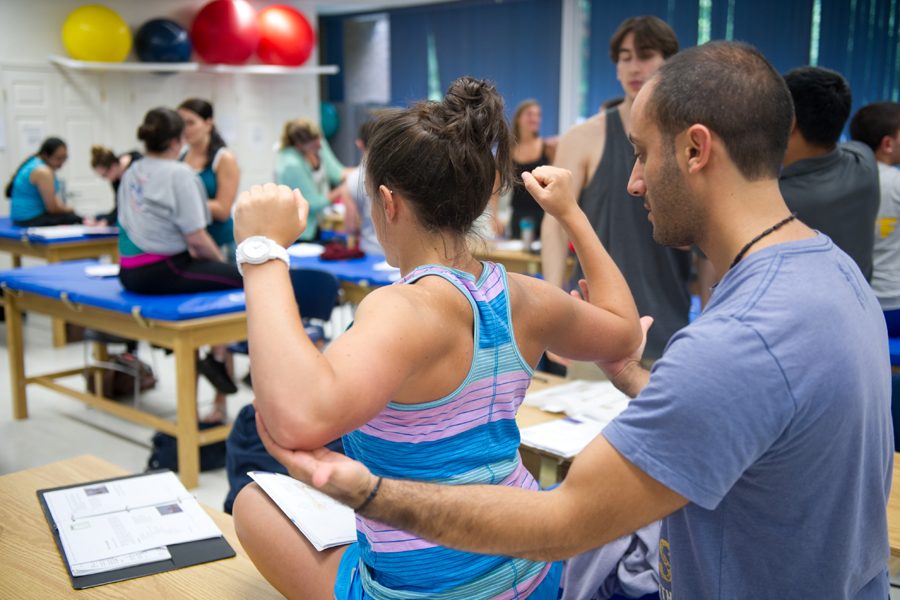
{"left": 839, "top": 140, "right": 877, "bottom": 166}
{"left": 560, "top": 112, "right": 607, "bottom": 149}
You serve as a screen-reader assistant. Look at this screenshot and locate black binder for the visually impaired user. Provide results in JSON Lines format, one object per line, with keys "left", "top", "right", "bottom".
{"left": 37, "top": 469, "right": 235, "bottom": 590}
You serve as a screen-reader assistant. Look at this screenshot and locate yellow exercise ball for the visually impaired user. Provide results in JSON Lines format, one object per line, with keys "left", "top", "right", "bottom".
{"left": 62, "top": 5, "right": 132, "bottom": 62}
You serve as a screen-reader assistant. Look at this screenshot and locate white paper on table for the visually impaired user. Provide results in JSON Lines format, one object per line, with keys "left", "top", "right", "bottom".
{"left": 25, "top": 225, "right": 117, "bottom": 239}
{"left": 523, "top": 379, "right": 631, "bottom": 422}
{"left": 519, "top": 416, "right": 607, "bottom": 458}
{"left": 69, "top": 547, "right": 171, "bottom": 576}
{"left": 492, "top": 240, "right": 525, "bottom": 251}
{"left": 287, "top": 243, "right": 325, "bottom": 257}
{"left": 85, "top": 264, "right": 120, "bottom": 278}
{"left": 372, "top": 260, "right": 400, "bottom": 272}
{"left": 44, "top": 472, "right": 222, "bottom": 566}
{"left": 248, "top": 471, "right": 356, "bottom": 552}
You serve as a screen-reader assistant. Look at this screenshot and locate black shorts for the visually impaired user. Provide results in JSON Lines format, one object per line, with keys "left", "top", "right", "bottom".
{"left": 119, "top": 252, "right": 242, "bottom": 295}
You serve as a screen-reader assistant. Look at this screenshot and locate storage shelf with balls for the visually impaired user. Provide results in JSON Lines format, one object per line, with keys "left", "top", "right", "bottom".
{"left": 47, "top": 54, "right": 339, "bottom": 76}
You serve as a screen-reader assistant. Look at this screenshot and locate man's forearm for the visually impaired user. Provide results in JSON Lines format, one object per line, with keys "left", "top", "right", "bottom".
{"left": 359, "top": 478, "right": 582, "bottom": 562}
{"left": 608, "top": 360, "right": 651, "bottom": 398}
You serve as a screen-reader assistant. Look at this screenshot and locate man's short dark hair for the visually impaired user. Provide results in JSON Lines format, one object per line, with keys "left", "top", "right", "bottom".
{"left": 645, "top": 41, "right": 794, "bottom": 181}
{"left": 849, "top": 101, "right": 900, "bottom": 152}
{"left": 609, "top": 16, "right": 679, "bottom": 63}
{"left": 783, "top": 66, "right": 852, "bottom": 148}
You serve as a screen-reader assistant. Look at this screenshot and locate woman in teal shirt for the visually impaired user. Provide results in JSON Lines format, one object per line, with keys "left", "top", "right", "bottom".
{"left": 5, "top": 138, "right": 84, "bottom": 226}
{"left": 177, "top": 99, "right": 240, "bottom": 252}
{"left": 276, "top": 118, "right": 345, "bottom": 241}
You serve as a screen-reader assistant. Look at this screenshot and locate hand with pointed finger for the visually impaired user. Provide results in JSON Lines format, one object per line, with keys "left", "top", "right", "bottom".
{"left": 521, "top": 166, "right": 579, "bottom": 224}
{"left": 233, "top": 183, "right": 310, "bottom": 248}
{"left": 255, "top": 406, "right": 376, "bottom": 509}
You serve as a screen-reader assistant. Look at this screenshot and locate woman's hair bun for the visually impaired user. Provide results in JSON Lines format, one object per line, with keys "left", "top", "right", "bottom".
{"left": 441, "top": 76, "right": 508, "bottom": 151}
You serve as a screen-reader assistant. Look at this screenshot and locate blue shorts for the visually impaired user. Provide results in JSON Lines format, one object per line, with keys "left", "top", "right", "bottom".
{"left": 334, "top": 543, "right": 563, "bottom": 599}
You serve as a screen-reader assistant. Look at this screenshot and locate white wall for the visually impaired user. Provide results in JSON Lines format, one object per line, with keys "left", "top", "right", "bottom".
{"left": 0, "top": 0, "right": 322, "bottom": 217}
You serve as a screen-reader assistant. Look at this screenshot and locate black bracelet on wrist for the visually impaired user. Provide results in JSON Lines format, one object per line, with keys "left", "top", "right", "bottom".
{"left": 355, "top": 475, "right": 383, "bottom": 514}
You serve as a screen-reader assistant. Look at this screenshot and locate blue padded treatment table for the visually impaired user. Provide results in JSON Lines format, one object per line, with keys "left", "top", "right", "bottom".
{"left": 1, "top": 260, "right": 244, "bottom": 489}
{"left": 0, "top": 218, "right": 120, "bottom": 348}
{"left": 0, "top": 217, "right": 118, "bottom": 244}
{"left": 0, "top": 260, "right": 245, "bottom": 321}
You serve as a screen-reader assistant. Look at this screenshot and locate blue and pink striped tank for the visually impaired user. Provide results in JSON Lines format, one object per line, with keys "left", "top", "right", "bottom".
{"left": 342, "top": 261, "right": 555, "bottom": 600}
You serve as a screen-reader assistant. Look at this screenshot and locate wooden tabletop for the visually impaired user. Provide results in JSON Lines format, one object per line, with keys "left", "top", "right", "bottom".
{"left": 889, "top": 453, "right": 900, "bottom": 558}
{"left": 0, "top": 456, "right": 282, "bottom": 599}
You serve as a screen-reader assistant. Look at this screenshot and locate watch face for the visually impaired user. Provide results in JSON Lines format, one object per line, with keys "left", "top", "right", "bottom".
{"left": 243, "top": 239, "right": 269, "bottom": 261}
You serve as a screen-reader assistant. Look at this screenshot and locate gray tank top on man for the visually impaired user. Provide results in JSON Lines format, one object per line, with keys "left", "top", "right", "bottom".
{"left": 575, "top": 107, "right": 692, "bottom": 359}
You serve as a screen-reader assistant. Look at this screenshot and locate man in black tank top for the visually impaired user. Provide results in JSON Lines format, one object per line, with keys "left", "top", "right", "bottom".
{"left": 542, "top": 16, "right": 690, "bottom": 361}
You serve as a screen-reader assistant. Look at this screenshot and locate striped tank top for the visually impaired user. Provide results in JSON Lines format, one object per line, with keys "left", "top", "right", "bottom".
{"left": 342, "top": 261, "right": 554, "bottom": 600}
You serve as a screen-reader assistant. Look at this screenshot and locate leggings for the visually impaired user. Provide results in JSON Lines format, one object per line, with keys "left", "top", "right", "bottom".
{"left": 119, "top": 252, "right": 243, "bottom": 295}
{"left": 14, "top": 212, "right": 82, "bottom": 227}
{"left": 884, "top": 309, "right": 900, "bottom": 338}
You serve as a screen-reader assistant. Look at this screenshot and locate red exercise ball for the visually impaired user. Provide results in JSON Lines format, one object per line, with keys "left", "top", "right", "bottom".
{"left": 257, "top": 5, "right": 316, "bottom": 67}
{"left": 191, "top": 0, "right": 260, "bottom": 64}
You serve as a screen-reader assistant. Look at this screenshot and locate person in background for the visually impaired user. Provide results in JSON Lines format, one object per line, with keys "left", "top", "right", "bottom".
{"left": 118, "top": 107, "right": 242, "bottom": 423}
{"left": 850, "top": 101, "right": 900, "bottom": 334}
{"left": 506, "top": 99, "right": 557, "bottom": 239}
{"left": 177, "top": 99, "right": 240, "bottom": 256}
{"left": 541, "top": 16, "right": 689, "bottom": 373}
{"left": 5, "top": 138, "right": 84, "bottom": 226}
{"left": 276, "top": 117, "right": 345, "bottom": 242}
{"left": 90, "top": 144, "right": 143, "bottom": 225}
{"left": 334, "top": 119, "right": 384, "bottom": 256}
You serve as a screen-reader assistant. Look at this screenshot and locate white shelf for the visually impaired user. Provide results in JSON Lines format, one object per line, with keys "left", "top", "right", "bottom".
{"left": 48, "top": 54, "right": 339, "bottom": 76}
{"left": 207, "top": 64, "right": 339, "bottom": 75}
{"left": 48, "top": 54, "right": 199, "bottom": 72}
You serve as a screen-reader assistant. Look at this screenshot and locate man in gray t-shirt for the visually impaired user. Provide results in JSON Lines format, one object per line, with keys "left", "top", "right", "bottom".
{"left": 780, "top": 66, "right": 880, "bottom": 281}
{"left": 118, "top": 157, "right": 210, "bottom": 257}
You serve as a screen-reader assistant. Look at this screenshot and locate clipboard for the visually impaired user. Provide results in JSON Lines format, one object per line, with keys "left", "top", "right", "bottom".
{"left": 37, "top": 469, "right": 235, "bottom": 590}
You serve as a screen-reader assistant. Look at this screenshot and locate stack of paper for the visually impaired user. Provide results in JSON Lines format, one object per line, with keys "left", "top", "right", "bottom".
{"left": 26, "top": 225, "right": 118, "bottom": 238}
{"left": 523, "top": 379, "right": 631, "bottom": 423}
{"left": 248, "top": 471, "right": 356, "bottom": 551}
{"left": 519, "top": 416, "right": 606, "bottom": 458}
{"left": 42, "top": 471, "right": 222, "bottom": 575}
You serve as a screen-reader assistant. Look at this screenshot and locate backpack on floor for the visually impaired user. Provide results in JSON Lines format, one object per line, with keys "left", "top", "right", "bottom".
{"left": 147, "top": 420, "right": 227, "bottom": 473}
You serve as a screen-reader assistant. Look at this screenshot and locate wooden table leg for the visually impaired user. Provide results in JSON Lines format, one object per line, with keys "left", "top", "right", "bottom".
{"left": 538, "top": 456, "right": 561, "bottom": 489}
{"left": 11, "top": 253, "right": 21, "bottom": 268}
{"left": 46, "top": 252, "right": 68, "bottom": 348}
{"left": 174, "top": 335, "right": 200, "bottom": 489}
{"left": 6, "top": 294, "right": 28, "bottom": 419}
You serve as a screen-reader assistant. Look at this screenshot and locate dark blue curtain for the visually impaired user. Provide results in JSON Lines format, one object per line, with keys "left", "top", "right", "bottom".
{"left": 586, "top": 0, "right": 699, "bottom": 116}
{"left": 818, "top": 0, "right": 900, "bottom": 121}
{"left": 721, "top": 0, "right": 815, "bottom": 75}
{"left": 321, "top": 0, "right": 562, "bottom": 136}
{"left": 319, "top": 15, "right": 345, "bottom": 102}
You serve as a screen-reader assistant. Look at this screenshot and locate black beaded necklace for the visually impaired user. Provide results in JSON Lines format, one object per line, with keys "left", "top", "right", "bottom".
{"left": 730, "top": 213, "right": 797, "bottom": 269}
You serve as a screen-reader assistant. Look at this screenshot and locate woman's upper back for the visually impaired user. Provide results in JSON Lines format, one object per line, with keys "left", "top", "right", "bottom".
{"left": 117, "top": 158, "right": 209, "bottom": 257}
{"left": 10, "top": 157, "right": 54, "bottom": 221}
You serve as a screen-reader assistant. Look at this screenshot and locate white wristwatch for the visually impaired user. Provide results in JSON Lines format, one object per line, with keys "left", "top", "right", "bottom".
{"left": 235, "top": 236, "right": 291, "bottom": 275}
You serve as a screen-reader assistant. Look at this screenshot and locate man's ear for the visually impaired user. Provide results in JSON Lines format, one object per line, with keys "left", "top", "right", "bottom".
{"left": 880, "top": 134, "right": 896, "bottom": 155}
{"left": 682, "top": 124, "right": 712, "bottom": 174}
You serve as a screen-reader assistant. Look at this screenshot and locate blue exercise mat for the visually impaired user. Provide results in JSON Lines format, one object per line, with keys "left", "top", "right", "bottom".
{"left": 0, "top": 260, "right": 245, "bottom": 321}
{"left": 0, "top": 218, "right": 117, "bottom": 244}
{"left": 289, "top": 253, "right": 400, "bottom": 287}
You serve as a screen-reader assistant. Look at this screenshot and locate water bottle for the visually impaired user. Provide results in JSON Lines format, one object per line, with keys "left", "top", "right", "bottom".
{"left": 520, "top": 217, "right": 535, "bottom": 251}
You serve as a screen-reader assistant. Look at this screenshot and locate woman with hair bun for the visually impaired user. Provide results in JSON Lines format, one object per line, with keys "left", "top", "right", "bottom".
{"left": 5, "top": 137, "right": 84, "bottom": 226}
{"left": 231, "top": 77, "right": 642, "bottom": 600}
{"left": 118, "top": 107, "right": 242, "bottom": 422}
{"left": 90, "top": 144, "right": 142, "bottom": 225}
{"left": 177, "top": 99, "right": 240, "bottom": 254}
